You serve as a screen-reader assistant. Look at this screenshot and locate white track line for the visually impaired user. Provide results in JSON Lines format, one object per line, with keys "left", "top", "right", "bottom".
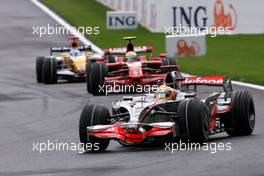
{"left": 31, "top": 0, "right": 264, "bottom": 91}
{"left": 31, "top": 0, "right": 103, "bottom": 55}
{"left": 232, "top": 81, "right": 264, "bottom": 91}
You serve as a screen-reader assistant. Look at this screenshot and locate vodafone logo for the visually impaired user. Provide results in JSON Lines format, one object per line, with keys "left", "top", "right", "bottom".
{"left": 185, "top": 76, "right": 224, "bottom": 85}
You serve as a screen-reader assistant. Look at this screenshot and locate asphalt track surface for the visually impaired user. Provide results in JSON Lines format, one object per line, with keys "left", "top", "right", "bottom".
{"left": 0, "top": 0, "right": 263, "bottom": 176}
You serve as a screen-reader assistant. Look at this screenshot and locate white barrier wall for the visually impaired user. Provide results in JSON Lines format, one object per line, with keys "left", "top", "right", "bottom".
{"left": 97, "top": 0, "right": 264, "bottom": 34}
{"left": 166, "top": 34, "right": 206, "bottom": 57}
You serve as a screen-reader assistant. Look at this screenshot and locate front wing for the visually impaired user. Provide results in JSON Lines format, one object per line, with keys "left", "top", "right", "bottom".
{"left": 87, "top": 122, "right": 175, "bottom": 144}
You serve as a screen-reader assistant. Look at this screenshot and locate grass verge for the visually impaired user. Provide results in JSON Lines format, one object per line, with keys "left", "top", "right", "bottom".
{"left": 42, "top": 0, "right": 264, "bottom": 85}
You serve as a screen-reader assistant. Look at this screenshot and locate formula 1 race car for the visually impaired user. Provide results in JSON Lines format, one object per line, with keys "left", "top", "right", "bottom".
{"left": 79, "top": 72, "right": 255, "bottom": 152}
{"left": 86, "top": 36, "right": 179, "bottom": 95}
{"left": 36, "top": 36, "right": 93, "bottom": 84}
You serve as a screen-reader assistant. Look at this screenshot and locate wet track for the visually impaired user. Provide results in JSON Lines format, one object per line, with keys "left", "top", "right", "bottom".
{"left": 0, "top": 0, "right": 263, "bottom": 176}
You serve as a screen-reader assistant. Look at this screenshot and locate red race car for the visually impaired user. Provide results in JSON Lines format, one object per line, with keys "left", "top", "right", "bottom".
{"left": 86, "top": 36, "right": 179, "bottom": 95}
{"left": 79, "top": 72, "right": 255, "bottom": 152}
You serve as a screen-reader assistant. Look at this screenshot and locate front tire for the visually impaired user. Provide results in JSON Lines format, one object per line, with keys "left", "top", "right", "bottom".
{"left": 79, "top": 104, "right": 110, "bottom": 152}
{"left": 42, "top": 57, "right": 58, "bottom": 84}
{"left": 178, "top": 99, "right": 210, "bottom": 143}
{"left": 36, "top": 57, "right": 44, "bottom": 83}
{"left": 226, "top": 90, "right": 255, "bottom": 136}
{"left": 86, "top": 62, "right": 108, "bottom": 95}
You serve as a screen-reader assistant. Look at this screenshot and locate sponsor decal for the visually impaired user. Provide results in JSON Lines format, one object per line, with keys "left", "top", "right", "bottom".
{"left": 172, "top": 0, "right": 237, "bottom": 32}
{"left": 185, "top": 76, "right": 224, "bottom": 85}
{"left": 106, "top": 11, "right": 137, "bottom": 29}
{"left": 212, "top": 0, "right": 237, "bottom": 31}
{"left": 104, "top": 46, "right": 152, "bottom": 54}
{"left": 172, "top": 6, "right": 207, "bottom": 29}
{"left": 176, "top": 39, "right": 200, "bottom": 56}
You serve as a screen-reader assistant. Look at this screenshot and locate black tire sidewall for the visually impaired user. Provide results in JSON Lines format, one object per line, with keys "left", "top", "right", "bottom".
{"left": 178, "top": 99, "right": 209, "bottom": 143}
{"left": 36, "top": 57, "right": 44, "bottom": 83}
{"left": 227, "top": 90, "right": 255, "bottom": 136}
{"left": 79, "top": 104, "right": 110, "bottom": 152}
{"left": 42, "top": 57, "right": 58, "bottom": 84}
{"left": 88, "top": 63, "right": 107, "bottom": 95}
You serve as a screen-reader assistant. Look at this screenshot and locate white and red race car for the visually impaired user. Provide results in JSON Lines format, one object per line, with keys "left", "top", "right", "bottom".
{"left": 79, "top": 72, "right": 256, "bottom": 152}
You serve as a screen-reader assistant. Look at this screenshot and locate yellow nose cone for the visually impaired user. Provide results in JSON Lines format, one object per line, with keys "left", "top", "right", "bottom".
{"left": 72, "top": 56, "right": 86, "bottom": 71}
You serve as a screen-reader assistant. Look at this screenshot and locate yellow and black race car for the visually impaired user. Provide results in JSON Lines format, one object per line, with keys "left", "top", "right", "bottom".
{"left": 36, "top": 36, "right": 94, "bottom": 84}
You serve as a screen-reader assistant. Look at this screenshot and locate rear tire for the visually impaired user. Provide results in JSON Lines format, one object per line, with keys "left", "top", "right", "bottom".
{"left": 86, "top": 62, "right": 108, "bottom": 95}
{"left": 79, "top": 104, "right": 110, "bottom": 152}
{"left": 42, "top": 57, "right": 58, "bottom": 84}
{"left": 178, "top": 99, "right": 210, "bottom": 143}
{"left": 86, "top": 61, "right": 91, "bottom": 93}
{"left": 36, "top": 57, "right": 44, "bottom": 83}
{"left": 226, "top": 90, "right": 255, "bottom": 136}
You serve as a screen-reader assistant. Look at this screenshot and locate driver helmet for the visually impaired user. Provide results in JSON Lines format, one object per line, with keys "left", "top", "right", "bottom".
{"left": 71, "top": 41, "right": 78, "bottom": 48}
{"left": 125, "top": 51, "right": 137, "bottom": 62}
{"left": 156, "top": 84, "right": 176, "bottom": 101}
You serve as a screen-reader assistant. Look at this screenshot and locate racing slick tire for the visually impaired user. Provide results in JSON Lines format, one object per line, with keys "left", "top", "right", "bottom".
{"left": 86, "top": 62, "right": 108, "bottom": 95}
{"left": 36, "top": 56, "right": 45, "bottom": 83}
{"left": 178, "top": 99, "right": 210, "bottom": 143}
{"left": 79, "top": 104, "right": 110, "bottom": 152}
{"left": 42, "top": 57, "right": 58, "bottom": 84}
{"left": 161, "top": 57, "right": 178, "bottom": 73}
{"left": 226, "top": 90, "right": 255, "bottom": 136}
{"left": 86, "top": 61, "right": 91, "bottom": 93}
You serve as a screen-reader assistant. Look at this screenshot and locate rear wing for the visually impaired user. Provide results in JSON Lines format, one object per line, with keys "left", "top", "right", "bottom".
{"left": 104, "top": 45, "right": 152, "bottom": 55}
{"left": 50, "top": 45, "right": 92, "bottom": 55}
{"left": 184, "top": 76, "right": 225, "bottom": 86}
{"left": 182, "top": 76, "right": 233, "bottom": 92}
{"left": 165, "top": 72, "right": 233, "bottom": 92}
